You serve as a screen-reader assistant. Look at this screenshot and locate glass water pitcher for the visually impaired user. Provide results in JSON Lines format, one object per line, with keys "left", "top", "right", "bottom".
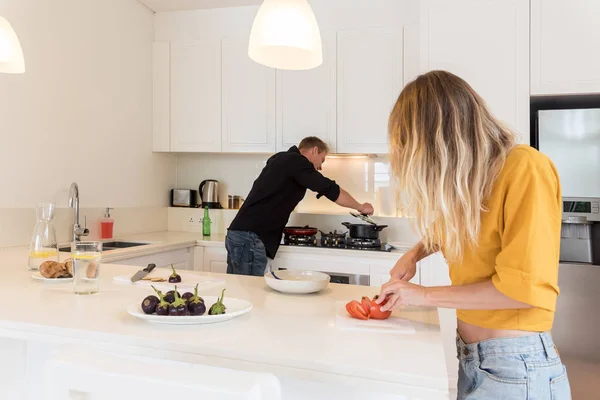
{"left": 28, "top": 202, "right": 59, "bottom": 271}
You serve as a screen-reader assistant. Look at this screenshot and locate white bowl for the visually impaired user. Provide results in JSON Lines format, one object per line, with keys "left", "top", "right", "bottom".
{"left": 264, "top": 270, "right": 330, "bottom": 294}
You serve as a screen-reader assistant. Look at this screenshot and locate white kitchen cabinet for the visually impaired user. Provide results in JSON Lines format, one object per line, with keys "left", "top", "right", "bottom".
{"left": 152, "top": 42, "right": 170, "bottom": 152}
{"left": 203, "top": 247, "right": 228, "bottom": 274}
{"left": 531, "top": 0, "right": 600, "bottom": 95}
{"left": 193, "top": 246, "right": 204, "bottom": 272}
{"left": 276, "top": 33, "right": 337, "bottom": 152}
{"left": 272, "top": 251, "right": 370, "bottom": 277}
{"left": 337, "top": 29, "right": 403, "bottom": 154}
{"left": 419, "top": 252, "right": 458, "bottom": 390}
{"left": 420, "top": 0, "right": 530, "bottom": 143}
{"left": 369, "top": 260, "right": 420, "bottom": 287}
{"left": 222, "top": 38, "right": 276, "bottom": 153}
{"left": 107, "top": 247, "right": 194, "bottom": 271}
{"left": 170, "top": 39, "right": 222, "bottom": 152}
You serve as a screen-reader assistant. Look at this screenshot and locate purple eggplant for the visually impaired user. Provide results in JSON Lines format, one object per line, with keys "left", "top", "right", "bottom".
{"left": 164, "top": 289, "right": 181, "bottom": 304}
{"left": 168, "top": 264, "right": 182, "bottom": 283}
{"left": 168, "top": 286, "right": 188, "bottom": 316}
{"left": 187, "top": 283, "right": 206, "bottom": 316}
{"left": 141, "top": 295, "right": 159, "bottom": 315}
{"left": 151, "top": 286, "right": 170, "bottom": 316}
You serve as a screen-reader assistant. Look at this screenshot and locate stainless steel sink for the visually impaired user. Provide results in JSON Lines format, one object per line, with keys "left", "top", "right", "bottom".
{"left": 58, "top": 241, "right": 149, "bottom": 252}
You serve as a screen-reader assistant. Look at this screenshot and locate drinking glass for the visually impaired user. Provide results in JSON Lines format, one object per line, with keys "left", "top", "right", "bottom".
{"left": 71, "top": 241, "right": 102, "bottom": 294}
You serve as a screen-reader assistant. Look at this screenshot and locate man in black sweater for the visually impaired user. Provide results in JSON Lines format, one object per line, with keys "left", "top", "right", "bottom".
{"left": 226, "top": 136, "right": 374, "bottom": 276}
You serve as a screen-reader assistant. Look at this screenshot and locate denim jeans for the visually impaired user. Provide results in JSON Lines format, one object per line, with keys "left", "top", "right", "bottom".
{"left": 225, "top": 230, "right": 269, "bottom": 276}
{"left": 456, "top": 332, "right": 571, "bottom": 399}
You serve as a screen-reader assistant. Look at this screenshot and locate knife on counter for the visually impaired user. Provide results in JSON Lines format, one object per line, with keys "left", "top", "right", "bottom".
{"left": 130, "top": 263, "right": 156, "bottom": 283}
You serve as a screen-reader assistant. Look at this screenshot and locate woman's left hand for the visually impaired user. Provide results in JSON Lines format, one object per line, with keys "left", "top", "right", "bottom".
{"left": 377, "top": 279, "right": 428, "bottom": 312}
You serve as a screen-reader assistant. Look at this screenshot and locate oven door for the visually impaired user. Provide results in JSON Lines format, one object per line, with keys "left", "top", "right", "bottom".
{"left": 327, "top": 272, "right": 370, "bottom": 286}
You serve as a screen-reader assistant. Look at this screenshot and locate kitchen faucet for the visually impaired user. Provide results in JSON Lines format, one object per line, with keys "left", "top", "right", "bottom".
{"left": 68, "top": 182, "right": 89, "bottom": 242}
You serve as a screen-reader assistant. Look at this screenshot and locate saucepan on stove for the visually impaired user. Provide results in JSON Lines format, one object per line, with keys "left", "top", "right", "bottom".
{"left": 341, "top": 222, "right": 388, "bottom": 239}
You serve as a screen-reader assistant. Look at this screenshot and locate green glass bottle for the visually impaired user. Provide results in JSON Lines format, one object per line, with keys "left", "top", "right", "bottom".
{"left": 202, "top": 207, "right": 211, "bottom": 236}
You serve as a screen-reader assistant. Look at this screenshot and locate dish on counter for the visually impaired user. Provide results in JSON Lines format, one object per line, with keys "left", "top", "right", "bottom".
{"left": 264, "top": 270, "right": 330, "bottom": 294}
{"left": 128, "top": 285, "right": 252, "bottom": 325}
{"left": 32, "top": 271, "right": 73, "bottom": 283}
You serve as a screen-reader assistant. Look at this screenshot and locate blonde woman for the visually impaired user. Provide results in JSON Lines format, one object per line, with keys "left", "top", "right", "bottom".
{"left": 378, "top": 71, "right": 571, "bottom": 399}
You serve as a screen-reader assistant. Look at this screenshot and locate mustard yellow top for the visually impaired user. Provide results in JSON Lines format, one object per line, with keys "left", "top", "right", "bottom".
{"left": 449, "top": 145, "right": 562, "bottom": 331}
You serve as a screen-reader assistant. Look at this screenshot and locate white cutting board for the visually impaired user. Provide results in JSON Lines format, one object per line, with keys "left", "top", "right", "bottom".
{"left": 113, "top": 268, "right": 225, "bottom": 292}
{"left": 335, "top": 301, "right": 416, "bottom": 334}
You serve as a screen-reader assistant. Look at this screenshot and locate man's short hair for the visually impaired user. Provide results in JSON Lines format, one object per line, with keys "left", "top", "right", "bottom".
{"left": 298, "top": 136, "right": 329, "bottom": 153}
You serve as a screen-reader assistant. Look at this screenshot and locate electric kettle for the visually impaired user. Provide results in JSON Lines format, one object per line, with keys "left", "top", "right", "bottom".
{"left": 199, "top": 180, "right": 222, "bottom": 209}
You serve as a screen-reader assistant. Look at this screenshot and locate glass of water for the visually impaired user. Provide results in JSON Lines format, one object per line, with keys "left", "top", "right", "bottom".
{"left": 71, "top": 241, "right": 102, "bottom": 295}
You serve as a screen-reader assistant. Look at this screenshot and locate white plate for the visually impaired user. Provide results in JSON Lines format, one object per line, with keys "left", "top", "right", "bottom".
{"left": 127, "top": 296, "right": 252, "bottom": 325}
{"left": 264, "top": 270, "right": 330, "bottom": 294}
{"left": 32, "top": 272, "right": 73, "bottom": 283}
{"left": 113, "top": 269, "right": 225, "bottom": 292}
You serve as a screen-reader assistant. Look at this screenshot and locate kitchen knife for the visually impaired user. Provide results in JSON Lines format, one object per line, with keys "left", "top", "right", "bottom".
{"left": 130, "top": 263, "right": 156, "bottom": 283}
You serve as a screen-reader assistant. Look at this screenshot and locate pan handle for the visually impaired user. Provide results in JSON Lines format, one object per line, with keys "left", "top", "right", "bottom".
{"left": 342, "top": 222, "right": 351, "bottom": 228}
{"left": 373, "top": 225, "right": 388, "bottom": 231}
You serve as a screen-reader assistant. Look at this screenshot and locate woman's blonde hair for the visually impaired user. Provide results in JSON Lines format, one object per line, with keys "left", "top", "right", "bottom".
{"left": 388, "top": 70, "right": 516, "bottom": 262}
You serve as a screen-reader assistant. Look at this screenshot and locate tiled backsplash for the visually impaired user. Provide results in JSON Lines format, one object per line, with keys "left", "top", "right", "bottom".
{"left": 168, "top": 208, "right": 419, "bottom": 246}
{"left": 176, "top": 153, "right": 399, "bottom": 216}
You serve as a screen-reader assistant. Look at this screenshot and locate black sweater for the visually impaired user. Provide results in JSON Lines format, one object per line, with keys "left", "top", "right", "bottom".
{"left": 228, "top": 146, "right": 340, "bottom": 258}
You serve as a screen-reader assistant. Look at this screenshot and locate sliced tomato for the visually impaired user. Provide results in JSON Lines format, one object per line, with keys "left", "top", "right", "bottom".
{"left": 369, "top": 295, "right": 392, "bottom": 320}
{"left": 360, "top": 296, "right": 371, "bottom": 315}
{"left": 346, "top": 300, "right": 369, "bottom": 320}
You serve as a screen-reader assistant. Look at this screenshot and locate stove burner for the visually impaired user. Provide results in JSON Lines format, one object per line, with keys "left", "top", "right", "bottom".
{"left": 346, "top": 237, "right": 382, "bottom": 249}
{"left": 284, "top": 233, "right": 317, "bottom": 247}
{"left": 320, "top": 230, "right": 347, "bottom": 248}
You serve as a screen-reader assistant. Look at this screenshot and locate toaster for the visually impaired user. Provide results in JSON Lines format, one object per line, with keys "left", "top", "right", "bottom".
{"left": 170, "top": 189, "right": 199, "bottom": 208}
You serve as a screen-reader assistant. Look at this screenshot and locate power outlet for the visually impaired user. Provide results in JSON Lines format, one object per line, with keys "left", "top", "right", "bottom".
{"left": 186, "top": 216, "right": 195, "bottom": 226}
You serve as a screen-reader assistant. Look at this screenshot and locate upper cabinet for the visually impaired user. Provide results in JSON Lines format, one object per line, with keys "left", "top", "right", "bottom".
{"left": 337, "top": 29, "right": 403, "bottom": 154}
{"left": 221, "top": 38, "right": 276, "bottom": 153}
{"left": 170, "top": 39, "right": 222, "bottom": 152}
{"left": 276, "top": 33, "right": 337, "bottom": 153}
{"left": 420, "top": 0, "right": 530, "bottom": 143}
{"left": 531, "top": 0, "right": 600, "bottom": 95}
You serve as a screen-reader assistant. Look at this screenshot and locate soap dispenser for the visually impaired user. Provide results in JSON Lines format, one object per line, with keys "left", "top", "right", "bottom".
{"left": 101, "top": 207, "right": 114, "bottom": 239}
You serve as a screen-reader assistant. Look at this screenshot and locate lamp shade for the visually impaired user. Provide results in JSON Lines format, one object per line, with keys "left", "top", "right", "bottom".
{"left": 248, "top": 0, "right": 322, "bottom": 70}
{"left": 0, "top": 16, "right": 25, "bottom": 74}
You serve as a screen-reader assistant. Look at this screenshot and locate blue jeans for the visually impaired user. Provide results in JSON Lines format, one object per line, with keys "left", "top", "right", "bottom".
{"left": 225, "top": 230, "right": 269, "bottom": 276}
{"left": 457, "top": 332, "right": 571, "bottom": 399}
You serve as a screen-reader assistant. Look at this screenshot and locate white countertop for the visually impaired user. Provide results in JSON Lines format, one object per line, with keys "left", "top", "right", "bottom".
{"left": 0, "top": 255, "right": 448, "bottom": 395}
{"left": 47, "top": 230, "right": 411, "bottom": 263}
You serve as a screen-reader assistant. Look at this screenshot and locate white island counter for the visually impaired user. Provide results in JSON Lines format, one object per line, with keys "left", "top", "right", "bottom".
{"left": 0, "top": 258, "right": 449, "bottom": 399}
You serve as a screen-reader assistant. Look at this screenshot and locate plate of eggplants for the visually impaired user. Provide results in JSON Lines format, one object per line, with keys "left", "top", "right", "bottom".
{"left": 127, "top": 285, "right": 252, "bottom": 325}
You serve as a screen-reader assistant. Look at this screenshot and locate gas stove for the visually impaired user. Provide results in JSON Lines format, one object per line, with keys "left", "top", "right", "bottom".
{"left": 282, "top": 227, "right": 391, "bottom": 252}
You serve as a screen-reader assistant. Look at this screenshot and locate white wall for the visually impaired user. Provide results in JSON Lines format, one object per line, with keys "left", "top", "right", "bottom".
{"left": 0, "top": 0, "right": 176, "bottom": 209}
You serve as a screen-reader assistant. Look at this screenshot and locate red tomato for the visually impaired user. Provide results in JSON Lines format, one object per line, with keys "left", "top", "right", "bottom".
{"left": 369, "top": 295, "right": 392, "bottom": 320}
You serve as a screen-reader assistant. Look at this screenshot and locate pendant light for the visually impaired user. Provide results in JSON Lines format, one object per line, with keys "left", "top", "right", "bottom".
{"left": 0, "top": 16, "right": 25, "bottom": 74}
{"left": 248, "top": 0, "right": 322, "bottom": 71}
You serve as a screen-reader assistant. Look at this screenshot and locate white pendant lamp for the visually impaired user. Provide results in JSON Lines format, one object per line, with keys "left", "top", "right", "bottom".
{"left": 0, "top": 16, "right": 25, "bottom": 74}
{"left": 248, "top": 0, "right": 323, "bottom": 71}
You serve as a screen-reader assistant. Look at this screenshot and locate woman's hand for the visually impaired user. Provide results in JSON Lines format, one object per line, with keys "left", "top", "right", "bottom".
{"left": 390, "top": 252, "right": 417, "bottom": 281}
{"left": 377, "top": 279, "right": 427, "bottom": 312}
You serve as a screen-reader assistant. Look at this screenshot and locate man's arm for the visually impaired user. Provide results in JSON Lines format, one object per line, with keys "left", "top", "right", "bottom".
{"left": 291, "top": 162, "right": 373, "bottom": 214}
{"left": 335, "top": 188, "right": 374, "bottom": 215}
